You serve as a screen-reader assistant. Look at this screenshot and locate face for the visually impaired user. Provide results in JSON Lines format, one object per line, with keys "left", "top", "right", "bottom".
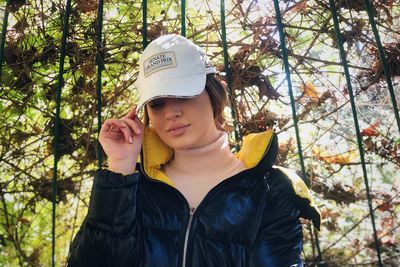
{"left": 146, "top": 90, "right": 220, "bottom": 150}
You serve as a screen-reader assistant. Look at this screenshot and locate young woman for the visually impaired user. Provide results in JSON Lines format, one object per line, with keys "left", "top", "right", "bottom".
{"left": 67, "top": 34, "right": 320, "bottom": 267}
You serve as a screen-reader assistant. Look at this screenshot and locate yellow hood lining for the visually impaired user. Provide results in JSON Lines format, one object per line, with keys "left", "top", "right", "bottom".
{"left": 141, "top": 127, "right": 275, "bottom": 186}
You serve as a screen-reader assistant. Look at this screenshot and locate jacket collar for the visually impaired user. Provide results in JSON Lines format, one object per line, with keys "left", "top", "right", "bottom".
{"left": 140, "top": 127, "right": 278, "bottom": 185}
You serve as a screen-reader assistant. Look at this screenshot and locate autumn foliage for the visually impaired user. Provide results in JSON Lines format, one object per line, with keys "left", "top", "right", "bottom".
{"left": 0, "top": 0, "right": 399, "bottom": 266}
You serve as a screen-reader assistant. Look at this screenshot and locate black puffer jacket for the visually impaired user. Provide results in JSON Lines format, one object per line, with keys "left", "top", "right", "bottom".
{"left": 67, "top": 129, "right": 320, "bottom": 267}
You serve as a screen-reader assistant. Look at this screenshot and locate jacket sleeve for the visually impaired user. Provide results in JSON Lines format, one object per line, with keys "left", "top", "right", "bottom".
{"left": 67, "top": 169, "right": 142, "bottom": 267}
{"left": 249, "top": 167, "right": 307, "bottom": 267}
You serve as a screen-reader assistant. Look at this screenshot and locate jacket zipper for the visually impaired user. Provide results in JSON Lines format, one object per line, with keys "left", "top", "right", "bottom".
{"left": 139, "top": 159, "right": 195, "bottom": 267}
{"left": 140, "top": 131, "right": 276, "bottom": 266}
{"left": 182, "top": 207, "right": 195, "bottom": 267}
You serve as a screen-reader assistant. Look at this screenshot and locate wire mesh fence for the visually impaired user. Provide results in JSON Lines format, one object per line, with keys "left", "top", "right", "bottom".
{"left": 0, "top": 0, "right": 399, "bottom": 266}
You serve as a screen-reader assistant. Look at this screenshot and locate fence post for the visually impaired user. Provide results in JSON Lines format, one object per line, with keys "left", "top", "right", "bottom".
{"left": 96, "top": 0, "right": 105, "bottom": 169}
{"left": 0, "top": 0, "right": 10, "bottom": 83}
{"left": 272, "top": 0, "right": 323, "bottom": 263}
{"left": 220, "top": 0, "right": 241, "bottom": 149}
{"left": 363, "top": 0, "right": 400, "bottom": 134}
{"left": 52, "top": 0, "right": 73, "bottom": 266}
{"left": 142, "top": 0, "right": 148, "bottom": 49}
{"left": 328, "top": 0, "right": 382, "bottom": 265}
{"left": 272, "top": 0, "right": 308, "bottom": 184}
{"left": 181, "top": 0, "right": 186, "bottom": 37}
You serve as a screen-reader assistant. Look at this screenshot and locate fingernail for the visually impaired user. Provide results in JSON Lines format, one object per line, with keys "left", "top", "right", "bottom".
{"left": 129, "top": 136, "right": 133, "bottom": 143}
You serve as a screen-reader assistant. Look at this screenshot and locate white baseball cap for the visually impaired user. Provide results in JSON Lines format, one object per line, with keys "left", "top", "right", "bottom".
{"left": 134, "top": 34, "right": 217, "bottom": 110}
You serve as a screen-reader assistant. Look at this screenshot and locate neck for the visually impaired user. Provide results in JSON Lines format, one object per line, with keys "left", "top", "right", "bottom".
{"left": 165, "top": 132, "right": 245, "bottom": 180}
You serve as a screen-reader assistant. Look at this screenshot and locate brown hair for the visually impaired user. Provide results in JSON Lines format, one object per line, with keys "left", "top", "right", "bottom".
{"left": 205, "top": 73, "right": 229, "bottom": 129}
{"left": 143, "top": 74, "right": 229, "bottom": 128}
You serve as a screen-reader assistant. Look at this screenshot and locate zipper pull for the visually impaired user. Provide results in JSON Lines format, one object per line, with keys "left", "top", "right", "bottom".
{"left": 189, "top": 207, "right": 195, "bottom": 216}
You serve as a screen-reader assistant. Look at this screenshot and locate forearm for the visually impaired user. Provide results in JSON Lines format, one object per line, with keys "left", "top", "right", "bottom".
{"left": 67, "top": 170, "right": 141, "bottom": 266}
{"left": 86, "top": 169, "right": 139, "bottom": 232}
{"left": 250, "top": 217, "right": 304, "bottom": 266}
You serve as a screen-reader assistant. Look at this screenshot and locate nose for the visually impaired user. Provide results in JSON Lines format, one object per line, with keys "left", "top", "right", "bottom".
{"left": 164, "top": 99, "right": 182, "bottom": 120}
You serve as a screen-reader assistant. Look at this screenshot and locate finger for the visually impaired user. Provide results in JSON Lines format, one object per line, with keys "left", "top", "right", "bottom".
{"left": 101, "top": 118, "right": 127, "bottom": 133}
{"left": 117, "top": 120, "right": 134, "bottom": 143}
{"left": 134, "top": 115, "right": 145, "bottom": 131}
{"left": 123, "top": 106, "right": 137, "bottom": 119}
{"left": 121, "top": 117, "right": 142, "bottom": 135}
{"left": 100, "top": 131, "right": 124, "bottom": 140}
{"left": 101, "top": 119, "right": 133, "bottom": 143}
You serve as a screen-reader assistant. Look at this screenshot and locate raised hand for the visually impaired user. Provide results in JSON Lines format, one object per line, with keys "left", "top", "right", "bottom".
{"left": 99, "top": 107, "right": 144, "bottom": 175}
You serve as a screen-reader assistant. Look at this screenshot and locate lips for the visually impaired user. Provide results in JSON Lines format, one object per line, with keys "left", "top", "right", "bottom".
{"left": 167, "top": 124, "right": 190, "bottom": 136}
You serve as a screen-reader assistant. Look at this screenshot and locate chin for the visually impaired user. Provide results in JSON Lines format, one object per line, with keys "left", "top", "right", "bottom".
{"left": 168, "top": 141, "right": 197, "bottom": 150}
{"left": 163, "top": 136, "right": 199, "bottom": 150}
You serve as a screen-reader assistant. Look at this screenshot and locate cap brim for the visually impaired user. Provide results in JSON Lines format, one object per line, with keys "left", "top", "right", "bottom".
{"left": 136, "top": 73, "right": 206, "bottom": 111}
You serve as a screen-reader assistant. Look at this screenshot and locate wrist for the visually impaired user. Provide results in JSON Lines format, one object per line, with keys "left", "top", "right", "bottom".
{"left": 108, "top": 158, "right": 137, "bottom": 175}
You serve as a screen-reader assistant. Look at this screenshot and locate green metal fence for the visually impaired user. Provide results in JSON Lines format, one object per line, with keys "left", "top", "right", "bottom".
{"left": 1, "top": 0, "right": 398, "bottom": 266}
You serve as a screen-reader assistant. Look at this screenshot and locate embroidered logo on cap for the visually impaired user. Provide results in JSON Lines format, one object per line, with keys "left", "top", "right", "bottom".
{"left": 144, "top": 51, "right": 177, "bottom": 77}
